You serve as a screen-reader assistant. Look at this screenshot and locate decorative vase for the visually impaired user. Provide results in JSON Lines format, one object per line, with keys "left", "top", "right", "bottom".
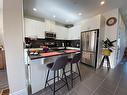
{"left": 102, "top": 48, "right": 111, "bottom": 56}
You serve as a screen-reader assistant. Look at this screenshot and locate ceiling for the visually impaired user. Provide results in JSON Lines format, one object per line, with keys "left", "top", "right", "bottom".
{"left": 24, "top": 0, "right": 127, "bottom": 25}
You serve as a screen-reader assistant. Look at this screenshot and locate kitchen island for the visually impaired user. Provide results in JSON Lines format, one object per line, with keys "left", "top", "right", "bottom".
{"left": 25, "top": 49, "right": 80, "bottom": 94}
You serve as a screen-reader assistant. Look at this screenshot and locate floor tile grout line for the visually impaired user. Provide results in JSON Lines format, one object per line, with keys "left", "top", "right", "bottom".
{"left": 113, "top": 70, "right": 122, "bottom": 95}
{"left": 90, "top": 73, "right": 108, "bottom": 95}
{"left": 67, "top": 70, "right": 99, "bottom": 95}
{"left": 67, "top": 69, "right": 108, "bottom": 95}
{"left": 81, "top": 73, "right": 105, "bottom": 92}
{"left": 79, "top": 69, "right": 105, "bottom": 91}
{"left": 98, "top": 71, "right": 122, "bottom": 94}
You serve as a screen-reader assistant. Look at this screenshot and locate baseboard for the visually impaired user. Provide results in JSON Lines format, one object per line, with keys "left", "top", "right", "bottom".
{"left": 9, "top": 88, "right": 28, "bottom": 95}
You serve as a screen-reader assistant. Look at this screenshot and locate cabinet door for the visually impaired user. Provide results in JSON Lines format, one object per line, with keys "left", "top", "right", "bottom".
{"left": 24, "top": 18, "right": 45, "bottom": 38}
{"left": 45, "top": 20, "right": 55, "bottom": 32}
{"left": 68, "top": 25, "right": 81, "bottom": 40}
{"left": 54, "top": 25, "right": 68, "bottom": 40}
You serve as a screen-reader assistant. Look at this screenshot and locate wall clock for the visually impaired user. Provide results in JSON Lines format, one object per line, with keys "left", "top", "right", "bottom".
{"left": 106, "top": 17, "right": 117, "bottom": 26}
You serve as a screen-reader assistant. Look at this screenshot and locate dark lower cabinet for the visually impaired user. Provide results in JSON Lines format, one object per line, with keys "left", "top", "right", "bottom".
{"left": 25, "top": 37, "right": 80, "bottom": 48}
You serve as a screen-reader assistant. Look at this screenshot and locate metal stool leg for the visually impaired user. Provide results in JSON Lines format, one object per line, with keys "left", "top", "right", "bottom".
{"left": 53, "top": 71, "right": 56, "bottom": 95}
{"left": 99, "top": 56, "right": 106, "bottom": 69}
{"left": 45, "top": 69, "right": 50, "bottom": 88}
{"left": 57, "top": 70, "right": 59, "bottom": 81}
{"left": 106, "top": 56, "right": 111, "bottom": 70}
{"left": 70, "top": 63, "right": 73, "bottom": 88}
{"left": 63, "top": 68, "right": 69, "bottom": 90}
{"left": 76, "top": 62, "right": 81, "bottom": 81}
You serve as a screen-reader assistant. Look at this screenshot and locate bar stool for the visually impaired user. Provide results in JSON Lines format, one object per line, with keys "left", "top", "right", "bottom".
{"left": 44, "top": 56, "right": 69, "bottom": 95}
{"left": 67, "top": 53, "right": 81, "bottom": 88}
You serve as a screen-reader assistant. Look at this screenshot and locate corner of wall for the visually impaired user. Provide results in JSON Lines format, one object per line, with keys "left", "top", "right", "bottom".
{"left": 10, "top": 88, "right": 28, "bottom": 95}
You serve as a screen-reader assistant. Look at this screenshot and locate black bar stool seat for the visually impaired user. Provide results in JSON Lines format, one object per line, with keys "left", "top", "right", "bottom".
{"left": 67, "top": 53, "right": 82, "bottom": 88}
{"left": 44, "top": 56, "right": 69, "bottom": 95}
{"left": 47, "top": 62, "right": 54, "bottom": 68}
{"left": 68, "top": 58, "right": 72, "bottom": 62}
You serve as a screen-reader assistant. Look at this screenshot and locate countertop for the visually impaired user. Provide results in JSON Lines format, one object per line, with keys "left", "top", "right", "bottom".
{"left": 29, "top": 49, "right": 80, "bottom": 60}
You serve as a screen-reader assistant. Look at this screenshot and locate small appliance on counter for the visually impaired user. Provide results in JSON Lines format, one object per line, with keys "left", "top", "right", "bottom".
{"left": 43, "top": 46, "right": 49, "bottom": 53}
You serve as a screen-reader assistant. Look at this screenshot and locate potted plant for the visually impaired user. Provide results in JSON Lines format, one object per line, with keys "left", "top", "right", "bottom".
{"left": 99, "top": 38, "right": 116, "bottom": 69}
{"left": 102, "top": 38, "right": 116, "bottom": 56}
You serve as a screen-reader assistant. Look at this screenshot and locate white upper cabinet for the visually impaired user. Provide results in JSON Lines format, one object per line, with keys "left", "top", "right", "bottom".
{"left": 24, "top": 15, "right": 103, "bottom": 40}
{"left": 68, "top": 15, "right": 103, "bottom": 40}
{"left": 44, "top": 19, "right": 68, "bottom": 39}
{"left": 54, "top": 25, "right": 68, "bottom": 40}
{"left": 45, "top": 19, "right": 55, "bottom": 32}
{"left": 24, "top": 18, "right": 45, "bottom": 38}
{"left": 68, "top": 25, "right": 81, "bottom": 40}
{"left": 24, "top": 18, "right": 68, "bottom": 40}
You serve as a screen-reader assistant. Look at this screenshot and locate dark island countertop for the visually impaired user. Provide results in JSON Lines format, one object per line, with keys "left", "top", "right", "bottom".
{"left": 29, "top": 49, "right": 80, "bottom": 60}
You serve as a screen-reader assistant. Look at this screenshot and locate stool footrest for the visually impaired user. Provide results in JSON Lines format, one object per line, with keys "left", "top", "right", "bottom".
{"left": 45, "top": 76, "right": 68, "bottom": 92}
{"left": 46, "top": 76, "right": 59, "bottom": 82}
{"left": 67, "top": 72, "right": 80, "bottom": 80}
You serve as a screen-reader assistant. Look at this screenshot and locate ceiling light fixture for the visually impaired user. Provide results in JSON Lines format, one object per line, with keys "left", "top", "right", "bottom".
{"left": 78, "top": 13, "right": 82, "bottom": 16}
{"left": 53, "top": 15, "right": 56, "bottom": 18}
{"left": 33, "top": 8, "right": 37, "bottom": 11}
{"left": 100, "top": 1, "right": 105, "bottom": 5}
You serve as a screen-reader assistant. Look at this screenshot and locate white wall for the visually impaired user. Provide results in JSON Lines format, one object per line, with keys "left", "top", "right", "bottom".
{"left": 0, "top": 0, "right": 3, "bottom": 45}
{"left": 102, "top": 9, "right": 119, "bottom": 68}
{"left": 80, "top": 15, "right": 101, "bottom": 31}
{"left": 126, "top": 29, "right": 127, "bottom": 47}
{"left": 68, "top": 15, "right": 102, "bottom": 40}
{"left": 96, "top": 15, "right": 106, "bottom": 68}
{"left": 103, "top": 9, "right": 118, "bottom": 41}
{"left": 3, "top": 0, "right": 28, "bottom": 95}
{"left": 102, "top": 8, "right": 127, "bottom": 68}
{"left": 117, "top": 10, "right": 126, "bottom": 63}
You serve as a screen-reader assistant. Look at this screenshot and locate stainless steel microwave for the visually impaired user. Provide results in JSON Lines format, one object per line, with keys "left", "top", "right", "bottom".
{"left": 45, "top": 32, "right": 56, "bottom": 39}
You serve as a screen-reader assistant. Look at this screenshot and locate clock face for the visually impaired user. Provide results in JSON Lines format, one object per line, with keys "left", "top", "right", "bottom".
{"left": 106, "top": 17, "right": 117, "bottom": 26}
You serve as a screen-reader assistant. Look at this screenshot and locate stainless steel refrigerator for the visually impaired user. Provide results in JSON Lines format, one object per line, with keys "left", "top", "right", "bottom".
{"left": 81, "top": 29, "right": 99, "bottom": 68}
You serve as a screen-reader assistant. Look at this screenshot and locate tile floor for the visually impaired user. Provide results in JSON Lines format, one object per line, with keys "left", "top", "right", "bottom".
{"left": 0, "top": 70, "right": 8, "bottom": 92}
{"left": 33, "top": 58, "right": 127, "bottom": 95}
